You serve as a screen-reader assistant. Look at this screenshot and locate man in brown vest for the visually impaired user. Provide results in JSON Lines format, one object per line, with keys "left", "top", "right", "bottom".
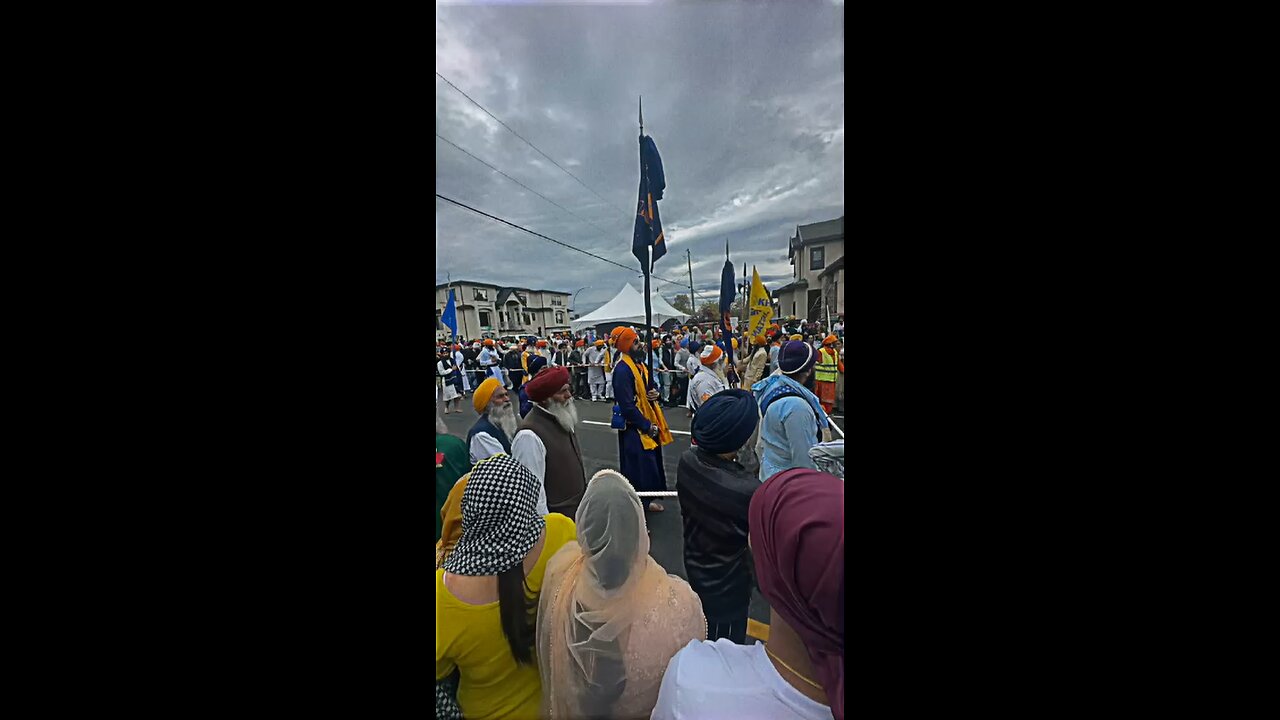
{"left": 509, "top": 366, "right": 587, "bottom": 522}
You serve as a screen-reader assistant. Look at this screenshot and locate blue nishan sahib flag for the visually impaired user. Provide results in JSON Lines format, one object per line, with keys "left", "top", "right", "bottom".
{"left": 442, "top": 289, "right": 458, "bottom": 337}
{"left": 719, "top": 257, "right": 736, "bottom": 366}
{"left": 632, "top": 135, "right": 667, "bottom": 269}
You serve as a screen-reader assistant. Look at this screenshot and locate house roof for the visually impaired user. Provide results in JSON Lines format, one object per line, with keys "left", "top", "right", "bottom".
{"left": 435, "top": 280, "right": 568, "bottom": 295}
{"left": 772, "top": 279, "right": 809, "bottom": 296}
{"left": 818, "top": 255, "right": 845, "bottom": 279}
{"left": 789, "top": 215, "right": 844, "bottom": 260}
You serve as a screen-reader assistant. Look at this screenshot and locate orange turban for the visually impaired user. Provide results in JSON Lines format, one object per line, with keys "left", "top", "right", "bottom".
{"left": 615, "top": 327, "right": 638, "bottom": 353}
{"left": 823, "top": 334, "right": 838, "bottom": 346}
{"left": 652, "top": 339, "right": 662, "bottom": 349}
{"left": 576, "top": 340, "right": 585, "bottom": 347}
{"left": 753, "top": 335, "right": 766, "bottom": 346}
{"left": 594, "top": 340, "right": 604, "bottom": 346}
{"left": 536, "top": 340, "right": 548, "bottom": 348}
{"left": 483, "top": 338, "right": 495, "bottom": 346}
{"left": 699, "top": 344, "right": 724, "bottom": 366}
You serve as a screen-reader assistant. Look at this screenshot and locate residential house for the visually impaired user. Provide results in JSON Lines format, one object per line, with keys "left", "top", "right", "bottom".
{"left": 772, "top": 215, "right": 844, "bottom": 323}
{"left": 435, "top": 281, "right": 571, "bottom": 339}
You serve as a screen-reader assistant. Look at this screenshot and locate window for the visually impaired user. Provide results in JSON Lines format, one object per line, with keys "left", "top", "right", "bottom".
{"left": 473, "top": 288, "right": 489, "bottom": 301}
{"left": 516, "top": 293, "right": 528, "bottom": 306}
{"left": 810, "top": 246, "right": 825, "bottom": 271}
{"left": 556, "top": 312, "right": 564, "bottom": 324}
{"left": 479, "top": 311, "right": 491, "bottom": 328}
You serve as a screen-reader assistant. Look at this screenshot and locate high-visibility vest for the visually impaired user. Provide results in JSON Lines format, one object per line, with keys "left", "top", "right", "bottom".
{"left": 815, "top": 347, "right": 839, "bottom": 383}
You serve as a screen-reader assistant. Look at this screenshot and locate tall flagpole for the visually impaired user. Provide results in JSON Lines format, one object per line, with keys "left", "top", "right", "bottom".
{"left": 640, "top": 96, "right": 655, "bottom": 391}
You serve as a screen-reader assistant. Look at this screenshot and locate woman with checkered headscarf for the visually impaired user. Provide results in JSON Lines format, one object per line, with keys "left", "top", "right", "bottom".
{"left": 435, "top": 454, "right": 579, "bottom": 720}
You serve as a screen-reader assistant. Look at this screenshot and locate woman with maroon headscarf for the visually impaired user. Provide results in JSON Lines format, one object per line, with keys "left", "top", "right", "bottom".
{"left": 652, "top": 468, "right": 844, "bottom": 720}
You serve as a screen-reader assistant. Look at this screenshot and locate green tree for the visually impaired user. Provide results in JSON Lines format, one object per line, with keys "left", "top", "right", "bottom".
{"left": 671, "top": 294, "right": 693, "bottom": 314}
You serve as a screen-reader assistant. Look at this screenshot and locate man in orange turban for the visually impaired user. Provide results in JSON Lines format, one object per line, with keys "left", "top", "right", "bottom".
{"left": 813, "top": 334, "right": 844, "bottom": 414}
{"left": 611, "top": 326, "right": 674, "bottom": 512}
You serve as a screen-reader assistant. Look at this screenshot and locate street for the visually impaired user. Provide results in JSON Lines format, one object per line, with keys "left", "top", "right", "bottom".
{"left": 438, "top": 380, "right": 845, "bottom": 640}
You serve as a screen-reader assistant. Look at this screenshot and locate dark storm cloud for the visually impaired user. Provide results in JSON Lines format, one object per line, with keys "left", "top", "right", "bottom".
{"left": 436, "top": 1, "right": 843, "bottom": 315}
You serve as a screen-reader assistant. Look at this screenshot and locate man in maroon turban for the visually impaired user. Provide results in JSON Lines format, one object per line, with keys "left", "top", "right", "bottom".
{"left": 510, "top": 366, "right": 587, "bottom": 522}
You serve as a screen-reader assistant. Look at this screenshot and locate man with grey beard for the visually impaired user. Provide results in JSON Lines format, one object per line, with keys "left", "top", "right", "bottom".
{"left": 510, "top": 366, "right": 587, "bottom": 522}
{"left": 467, "top": 376, "right": 549, "bottom": 515}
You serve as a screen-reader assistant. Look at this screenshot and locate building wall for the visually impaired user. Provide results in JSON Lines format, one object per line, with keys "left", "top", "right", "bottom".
{"left": 436, "top": 283, "right": 570, "bottom": 339}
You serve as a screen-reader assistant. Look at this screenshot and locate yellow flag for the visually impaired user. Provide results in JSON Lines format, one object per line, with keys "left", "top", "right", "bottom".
{"left": 746, "top": 266, "right": 773, "bottom": 340}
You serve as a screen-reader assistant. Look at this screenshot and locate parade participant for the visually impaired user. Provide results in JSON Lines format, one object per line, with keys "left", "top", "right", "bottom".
{"left": 737, "top": 335, "right": 770, "bottom": 389}
{"left": 516, "top": 355, "right": 549, "bottom": 419}
{"left": 684, "top": 340, "right": 703, "bottom": 417}
{"left": 769, "top": 336, "right": 782, "bottom": 375}
{"left": 657, "top": 336, "right": 677, "bottom": 406}
{"left": 551, "top": 341, "right": 570, "bottom": 369}
{"left": 677, "top": 390, "right": 760, "bottom": 644}
{"left": 813, "top": 334, "right": 845, "bottom": 414}
{"left": 673, "top": 338, "right": 691, "bottom": 409}
{"left": 651, "top": 338, "right": 672, "bottom": 406}
{"left": 689, "top": 344, "right": 729, "bottom": 413}
{"left": 604, "top": 335, "right": 617, "bottom": 401}
{"left": 752, "top": 341, "right": 831, "bottom": 481}
{"left": 449, "top": 344, "right": 471, "bottom": 395}
{"left": 535, "top": 339, "right": 550, "bottom": 361}
{"left": 511, "top": 367, "right": 586, "bottom": 523}
{"left": 568, "top": 340, "right": 588, "bottom": 400}
{"left": 479, "top": 339, "right": 503, "bottom": 384}
{"left": 652, "top": 468, "right": 844, "bottom": 720}
{"left": 538, "top": 469, "right": 706, "bottom": 720}
{"left": 586, "top": 339, "right": 608, "bottom": 402}
{"left": 436, "top": 455, "right": 578, "bottom": 720}
{"left": 437, "top": 350, "right": 463, "bottom": 414}
{"left": 611, "top": 327, "right": 674, "bottom": 512}
{"left": 502, "top": 343, "right": 525, "bottom": 389}
{"left": 467, "top": 378, "right": 521, "bottom": 469}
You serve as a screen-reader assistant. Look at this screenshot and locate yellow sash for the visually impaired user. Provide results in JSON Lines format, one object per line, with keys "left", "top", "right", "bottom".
{"left": 520, "top": 351, "right": 531, "bottom": 385}
{"left": 604, "top": 347, "right": 612, "bottom": 373}
{"left": 620, "top": 353, "right": 673, "bottom": 450}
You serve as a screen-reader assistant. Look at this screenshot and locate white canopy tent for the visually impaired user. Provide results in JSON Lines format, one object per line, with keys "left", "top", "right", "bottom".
{"left": 570, "top": 283, "right": 690, "bottom": 330}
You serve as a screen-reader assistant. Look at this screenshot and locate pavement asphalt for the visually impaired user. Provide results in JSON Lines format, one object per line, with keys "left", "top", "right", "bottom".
{"left": 437, "top": 378, "right": 845, "bottom": 640}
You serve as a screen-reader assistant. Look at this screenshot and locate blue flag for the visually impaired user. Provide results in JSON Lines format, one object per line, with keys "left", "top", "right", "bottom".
{"left": 719, "top": 256, "right": 736, "bottom": 366}
{"left": 632, "top": 135, "right": 667, "bottom": 270}
{"left": 442, "top": 289, "right": 458, "bottom": 338}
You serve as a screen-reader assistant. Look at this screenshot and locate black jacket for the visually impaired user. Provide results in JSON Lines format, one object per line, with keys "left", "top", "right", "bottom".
{"left": 675, "top": 447, "right": 758, "bottom": 618}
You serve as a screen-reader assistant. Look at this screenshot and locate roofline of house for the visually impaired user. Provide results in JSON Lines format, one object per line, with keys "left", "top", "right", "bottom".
{"left": 435, "top": 281, "right": 569, "bottom": 295}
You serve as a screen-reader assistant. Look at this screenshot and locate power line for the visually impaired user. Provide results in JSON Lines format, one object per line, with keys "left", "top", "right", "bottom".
{"left": 436, "top": 132, "right": 624, "bottom": 242}
{"left": 435, "top": 192, "right": 708, "bottom": 302}
{"left": 436, "top": 71, "right": 633, "bottom": 221}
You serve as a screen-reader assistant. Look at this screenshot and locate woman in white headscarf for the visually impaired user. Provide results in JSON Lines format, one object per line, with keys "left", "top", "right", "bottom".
{"left": 537, "top": 470, "right": 707, "bottom": 720}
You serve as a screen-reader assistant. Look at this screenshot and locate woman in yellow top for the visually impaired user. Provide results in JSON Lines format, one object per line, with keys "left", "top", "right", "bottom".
{"left": 435, "top": 454, "right": 577, "bottom": 720}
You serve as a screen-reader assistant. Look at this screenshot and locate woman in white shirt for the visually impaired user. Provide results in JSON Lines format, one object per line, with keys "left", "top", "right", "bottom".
{"left": 651, "top": 468, "right": 844, "bottom": 720}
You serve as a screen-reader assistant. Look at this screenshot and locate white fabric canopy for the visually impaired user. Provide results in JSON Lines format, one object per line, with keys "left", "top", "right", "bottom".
{"left": 570, "top": 284, "right": 689, "bottom": 330}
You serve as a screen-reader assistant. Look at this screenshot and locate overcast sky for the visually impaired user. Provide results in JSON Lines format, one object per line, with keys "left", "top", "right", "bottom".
{"left": 436, "top": 0, "right": 843, "bottom": 316}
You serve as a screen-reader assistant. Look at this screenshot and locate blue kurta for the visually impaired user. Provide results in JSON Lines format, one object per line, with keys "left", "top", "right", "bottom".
{"left": 612, "top": 360, "right": 666, "bottom": 493}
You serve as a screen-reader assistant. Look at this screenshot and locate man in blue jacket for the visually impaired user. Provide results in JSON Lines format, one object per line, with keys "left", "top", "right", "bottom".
{"left": 751, "top": 340, "right": 832, "bottom": 481}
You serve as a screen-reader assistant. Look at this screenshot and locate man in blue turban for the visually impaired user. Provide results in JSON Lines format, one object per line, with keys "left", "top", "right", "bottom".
{"left": 676, "top": 389, "right": 760, "bottom": 643}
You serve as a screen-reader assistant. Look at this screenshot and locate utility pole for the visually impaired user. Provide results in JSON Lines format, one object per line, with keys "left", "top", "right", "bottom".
{"left": 686, "top": 248, "right": 695, "bottom": 321}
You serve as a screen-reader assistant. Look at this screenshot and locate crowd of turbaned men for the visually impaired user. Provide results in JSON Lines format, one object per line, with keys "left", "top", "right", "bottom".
{"left": 435, "top": 320, "right": 845, "bottom": 720}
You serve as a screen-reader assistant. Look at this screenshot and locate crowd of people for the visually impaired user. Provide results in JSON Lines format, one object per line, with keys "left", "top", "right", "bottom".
{"left": 436, "top": 317, "right": 845, "bottom": 719}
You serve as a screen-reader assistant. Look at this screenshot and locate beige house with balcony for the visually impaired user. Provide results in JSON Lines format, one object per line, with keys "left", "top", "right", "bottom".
{"left": 773, "top": 216, "right": 844, "bottom": 323}
{"left": 435, "top": 280, "right": 571, "bottom": 339}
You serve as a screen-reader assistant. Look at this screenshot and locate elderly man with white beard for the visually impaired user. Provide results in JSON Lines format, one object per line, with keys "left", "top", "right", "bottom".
{"left": 688, "top": 343, "right": 730, "bottom": 414}
{"left": 466, "top": 376, "right": 549, "bottom": 516}
{"left": 510, "top": 366, "right": 587, "bottom": 523}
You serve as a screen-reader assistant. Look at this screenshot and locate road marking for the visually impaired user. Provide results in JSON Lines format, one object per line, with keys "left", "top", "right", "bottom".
{"left": 583, "top": 420, "right": 691, "bottom": 436}
{"left": 747, "top": 618, "right": 770, "bottom": 642}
